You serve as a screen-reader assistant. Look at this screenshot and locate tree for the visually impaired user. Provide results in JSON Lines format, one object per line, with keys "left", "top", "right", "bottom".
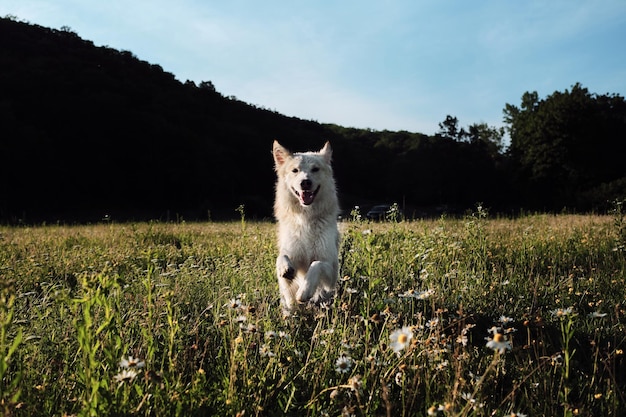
{"left": 504, "top": 84, "right": 626, "bottom": 209}
{"left": 437, "top": 115, "right": 466, "bottom": 141}
{"left": 466, "top": 122, "right": 505, "bottom": 157}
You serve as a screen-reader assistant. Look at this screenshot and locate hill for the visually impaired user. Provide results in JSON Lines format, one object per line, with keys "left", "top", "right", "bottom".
{"left": 1, "top": 17, "right": 624, "bottom": 222}
{"left": 0, "top": 17, "right": 331, "bottom": 221}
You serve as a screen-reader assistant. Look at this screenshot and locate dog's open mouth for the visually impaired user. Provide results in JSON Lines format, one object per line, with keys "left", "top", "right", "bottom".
{"left": 293, "top": 185, "right": 320, "bottom": 206}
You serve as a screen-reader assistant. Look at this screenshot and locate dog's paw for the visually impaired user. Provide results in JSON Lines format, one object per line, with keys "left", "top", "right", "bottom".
{"left": 278, "top": 262, "right": 296, "bottom": 281}
{"left": 277, "top": 256, "right": 295, "bottom": 280}
{"left": 281, "top": 265, "right": 295, "bottom": 280}
{"left": 296, "top": 285, "right": 313, "bottom": 303}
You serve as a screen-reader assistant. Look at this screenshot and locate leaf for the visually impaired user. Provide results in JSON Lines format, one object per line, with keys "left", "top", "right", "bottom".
{"left": 6, "top": 329, "right": 22, "bottom": 362}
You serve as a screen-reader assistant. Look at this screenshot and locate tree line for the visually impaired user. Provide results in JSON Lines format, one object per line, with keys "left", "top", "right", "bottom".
{"left": 1, "top": 17, "right": 624, "bottom": 223}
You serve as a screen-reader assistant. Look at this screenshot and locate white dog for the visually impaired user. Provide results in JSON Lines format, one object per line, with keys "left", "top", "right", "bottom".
{"left": 272, "top": 141, "right": 340, "bottom": 315}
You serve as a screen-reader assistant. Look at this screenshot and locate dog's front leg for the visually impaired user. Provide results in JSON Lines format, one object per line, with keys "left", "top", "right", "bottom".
{"left": 297, "top": 260, "right": 334, "bottom": 303}
{"left": 277, "top": 255, "right": 297, "bottom": 314}
{"left": 276, "top": 254, "right": 295, "bottom": 280}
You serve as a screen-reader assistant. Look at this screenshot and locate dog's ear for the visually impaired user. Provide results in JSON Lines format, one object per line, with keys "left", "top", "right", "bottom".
{"left": 319, "top": 141, "right": 332, "bottom": 164}
{"left": 273, "top": 141, "right": 291, "bottom": 168}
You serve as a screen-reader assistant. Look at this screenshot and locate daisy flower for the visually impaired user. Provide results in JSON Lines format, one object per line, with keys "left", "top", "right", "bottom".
{"left": 259, "top": 344, "right": 276, "bottom": 358}
{"left": 550, "top": 307, "right": 575, "bottom": 318}
{"left": 113, "top": 369, "right": 138, "bottom": 384}
{"left": 119, "top": 355, "right": 145, "bottom": 369}
{"left": 417, "top": 289, "right": 435, "bottom": 300}
{"left": 335, "top": 355, "right": 353, "bottom": 374}
{"left": 426, "top": 318, "right": 439, "bottom": 329}
{"left": 487, "top": 325, "right": 501, "bottom": 334}
{"left": 227, "top": 298, "right": 243, "bottom": 310}
{"left": 389, "top": 326, "right": 413, "bottom": 355}
{"left": 485, "top": 332, "right": 512, "bottom": 354}
{"left": 398, "top": 288, "right": 435, "bottom": 300}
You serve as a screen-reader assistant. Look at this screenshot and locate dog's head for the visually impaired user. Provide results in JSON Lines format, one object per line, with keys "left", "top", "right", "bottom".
{"left": 273, "top": 141, "right": 333, "bottom": 207}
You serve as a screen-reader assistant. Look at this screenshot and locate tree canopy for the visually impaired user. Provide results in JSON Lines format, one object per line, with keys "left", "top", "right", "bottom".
{"left": 504, "top": 83, "right": 626, "bottom": 210}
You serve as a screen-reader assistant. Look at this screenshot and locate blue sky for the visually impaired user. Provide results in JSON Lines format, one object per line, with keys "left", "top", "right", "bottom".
{"left": 4, "top": 1, "right": 626, "bottom": 135}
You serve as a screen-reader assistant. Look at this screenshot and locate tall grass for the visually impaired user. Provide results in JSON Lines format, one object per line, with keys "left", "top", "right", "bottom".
{"left": 0, "top": 212, "right": 624, "bottom": 416}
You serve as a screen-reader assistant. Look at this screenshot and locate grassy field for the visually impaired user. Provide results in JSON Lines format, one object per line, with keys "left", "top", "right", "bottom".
{"left": 1, "top": 208, "right": 625, "bottom": 416}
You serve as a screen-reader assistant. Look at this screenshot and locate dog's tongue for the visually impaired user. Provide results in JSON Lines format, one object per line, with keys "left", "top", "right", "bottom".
{"left": 301, "top": 191, "right": 315, "bottom": 205}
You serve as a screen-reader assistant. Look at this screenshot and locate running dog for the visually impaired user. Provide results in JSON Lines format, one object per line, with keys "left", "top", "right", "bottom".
{"left": 272, "top": 141, "right": 340, "bottom": 315}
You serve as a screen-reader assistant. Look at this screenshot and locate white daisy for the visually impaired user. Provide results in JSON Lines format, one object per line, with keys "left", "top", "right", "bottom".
{"left": 389, "top": 326, "right": 413, "bottom": 355}
{"left": 485, "top": 332, "right": 512, "bottom": 354}
{"left": 113, "top": 369, "right": 138, "bottom": 384}
{"left": 119, "top": 355, "right": 145, "bottom": 369}
{"left": 335, "top": 355, "right": 353, "bottom": 374}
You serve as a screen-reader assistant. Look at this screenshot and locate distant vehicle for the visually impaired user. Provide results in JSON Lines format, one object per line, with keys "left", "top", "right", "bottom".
{"left": 366, "top": 204, "right": 399, "bottom": 221}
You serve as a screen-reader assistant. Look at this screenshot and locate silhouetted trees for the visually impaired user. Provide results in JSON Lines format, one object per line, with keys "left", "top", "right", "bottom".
{"left": 504, "top": 83, "right": 626, "bottom": 210}
{"left": 1, "top": 17, "right": 624, "bottom": 222}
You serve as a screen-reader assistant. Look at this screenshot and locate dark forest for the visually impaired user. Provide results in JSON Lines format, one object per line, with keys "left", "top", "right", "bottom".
{"left": 1, "top": 17, "right": 625, "bottom": 223}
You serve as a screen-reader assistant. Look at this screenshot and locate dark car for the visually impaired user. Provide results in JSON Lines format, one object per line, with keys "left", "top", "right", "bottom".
{"left": 366, "top": 204, "right": 404, "bottom": 221}
{"left": 366, "top": 205, "right": 391, "bottom": 221}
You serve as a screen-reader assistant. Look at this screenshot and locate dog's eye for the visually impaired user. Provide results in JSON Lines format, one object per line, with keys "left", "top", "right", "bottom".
{"left": 312, "top": 167, "right": 320, "bottom": 173}
{"left": 291, "top": 168, "right": 299, "bottom": 173}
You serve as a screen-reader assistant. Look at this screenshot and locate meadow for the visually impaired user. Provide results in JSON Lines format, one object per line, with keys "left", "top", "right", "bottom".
{"left": 1, "top": 206, "right": 625, "bottom": 416}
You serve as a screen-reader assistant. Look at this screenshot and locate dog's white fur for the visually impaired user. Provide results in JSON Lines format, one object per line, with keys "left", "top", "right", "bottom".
{"left": 272, "top": 141, "right": 339, "bottom": 315}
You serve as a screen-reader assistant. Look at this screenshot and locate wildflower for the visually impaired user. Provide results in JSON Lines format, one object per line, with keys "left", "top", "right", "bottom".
{"left": 461, "top": 392, "right": 475, "bottom": 403}
{"left": 551, "top": 307, "right": 575, "bottom": 318}
{"left": 399, "top": 288, "right": 434, "bottom": 300}
{"left": 235, "top": 314, "right": 247, "bottom": 324}
{"left": 398, "top": 289, "right": 416, "bottom": 298}
{"left": 259, "top": 344, "right": 276, "bottom": 358}
{"left": 335, "top": 355, "right": 353, "bottom": 374}
{"left": 498, "top": 315, "right": 514, "bottom": 325}
{"left": 227, "top": 298, "right": 243, "bottom": 310}
{"left": 426, "top": 318, "right": 439, "bottom": 329}
{"left": 389, "top": 326, "right": 413, "bottom": 355}
{"left": 504, "top": 326, "right": 517, "bottom": 334}
{"left": 113, "top": 369, "right": 138, "bottom": 384}
{"left": 588, "top": 311, "right": 607, "bottom": 318}
{"left": 119, "top": 355, "right": 145, "bottom": 369}
{"left": 551, "top": 353, "right": 563, "bottom": 366}
{"left": 394, "top": 371, "right": 404, "bottom": 386}
{"left": 278, "top": 330, "right": 291, "bottom": 340}
{"left": 487, "top": 325, "right": 501, "bottom": 334}
{"left": 417, "top": 289, "right": 435, "bottom": 299}
{"left": 265, "top": 330, "right": 277, "bottom": 340}
{"left": 485, "top": 332, "right": 512, "bottom": 354}
{"left": 242, "top": 323, "right": 257, "bottom": 333}
{"left": 427, "top": 405, "right": 438, "bottom": 416}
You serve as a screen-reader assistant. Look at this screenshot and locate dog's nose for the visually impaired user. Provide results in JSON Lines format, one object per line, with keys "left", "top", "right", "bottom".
{"left": 301, "top": 179, "right": 313, "bottom": 190}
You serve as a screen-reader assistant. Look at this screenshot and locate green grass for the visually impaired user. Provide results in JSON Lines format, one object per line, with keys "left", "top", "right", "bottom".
{"left": 0, "top": 211, "right": 625, "bottom": 416}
